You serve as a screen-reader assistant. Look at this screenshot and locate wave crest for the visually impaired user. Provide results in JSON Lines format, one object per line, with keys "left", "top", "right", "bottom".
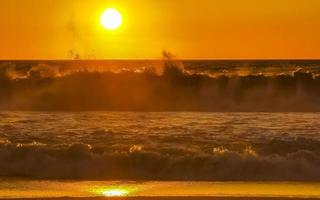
{"left": 0, "top": 142, "right": 320, "bottom": 181}
{"left": 1, "top": 60, "right": 320, "bottom": 111}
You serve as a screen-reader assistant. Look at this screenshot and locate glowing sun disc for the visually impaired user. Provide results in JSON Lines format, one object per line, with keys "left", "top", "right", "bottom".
{"left": 100, "top": 8, "right": 122, "bottom": 30}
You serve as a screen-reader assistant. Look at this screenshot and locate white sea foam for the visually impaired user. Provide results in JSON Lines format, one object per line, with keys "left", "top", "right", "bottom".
{"left": 0, "top": 112, "right": 319, "bottom": 181}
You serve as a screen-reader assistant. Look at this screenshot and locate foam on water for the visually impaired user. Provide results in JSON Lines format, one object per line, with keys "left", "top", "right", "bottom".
{"left": 0, "top": 112, "right": 320, "bottom": 181}
{"left": 1, "top": 60, "right": 320, "bottom": 111}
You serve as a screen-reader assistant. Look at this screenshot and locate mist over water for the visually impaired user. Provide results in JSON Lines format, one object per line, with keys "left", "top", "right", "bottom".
{"left": 1, "top": 112, "right": 320, "bottom": 181}
{"left": 1, "top": 59, "right": 320, "bottom": 111}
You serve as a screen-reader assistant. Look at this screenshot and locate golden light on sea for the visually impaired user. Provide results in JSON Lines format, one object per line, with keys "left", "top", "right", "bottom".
{"left": 92, "top": 185, "right": 135, "bottom": 197}
{"left": 1, "top": 181, "right": 320, "bottom": 198}
{"left": 102, "top": 189, "right": 128, "bottom": 197}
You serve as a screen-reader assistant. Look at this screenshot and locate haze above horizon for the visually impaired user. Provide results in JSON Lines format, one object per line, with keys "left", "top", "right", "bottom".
{"left": 1, "top": 0, "right": 320, "bottom": 60}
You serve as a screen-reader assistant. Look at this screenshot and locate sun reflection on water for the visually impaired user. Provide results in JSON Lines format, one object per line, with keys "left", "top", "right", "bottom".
{"left": 102, "top": 189, "right": 128, "bottom": 197}
{"left": 1, "top": 180, "right": 320, "bottom": 198}
{"left": 92, "top": 185, "right": 135, "bottom": 197}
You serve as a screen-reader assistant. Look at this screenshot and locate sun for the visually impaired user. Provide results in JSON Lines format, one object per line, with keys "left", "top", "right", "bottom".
{"left": 100, "top": 8, "right": 123, "bottom": 30}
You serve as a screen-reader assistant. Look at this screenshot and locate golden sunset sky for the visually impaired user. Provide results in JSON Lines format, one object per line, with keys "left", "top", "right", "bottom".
{"left": 1, "top": 0, "right": 320, "bottom": 59}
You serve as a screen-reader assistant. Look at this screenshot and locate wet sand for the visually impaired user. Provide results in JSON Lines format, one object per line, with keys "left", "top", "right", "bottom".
{"left": 1, "top": 197, "right": 319, "bottom": 200}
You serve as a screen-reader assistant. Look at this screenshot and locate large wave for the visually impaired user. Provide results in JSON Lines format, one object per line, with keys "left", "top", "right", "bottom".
{"left": 0, "top": 58, "right": 320, "bottom": 111}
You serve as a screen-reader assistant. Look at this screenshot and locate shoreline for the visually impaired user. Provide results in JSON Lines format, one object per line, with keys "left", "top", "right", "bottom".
{"left": 1, "top": 197, "right": 320, "bottom": 200}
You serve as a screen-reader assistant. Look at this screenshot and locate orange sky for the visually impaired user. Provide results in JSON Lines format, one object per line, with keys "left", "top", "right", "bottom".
{"left": 1, "top": 0, "right": 320, "bottom": 59}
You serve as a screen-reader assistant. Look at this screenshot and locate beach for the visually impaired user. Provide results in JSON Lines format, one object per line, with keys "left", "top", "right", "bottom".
{"left": 2, "top": 197, "right": 320, "bottom": 200}
{"left": 0, "top": 180, "right": 319, "bottom": 199}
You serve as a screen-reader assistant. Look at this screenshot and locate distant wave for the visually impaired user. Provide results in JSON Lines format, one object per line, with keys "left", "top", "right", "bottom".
{"left": 1, "top": 58, "right": 320, "bottom": 111}
{"left": 0, "top": 141, "right": 320, "bottom": 181}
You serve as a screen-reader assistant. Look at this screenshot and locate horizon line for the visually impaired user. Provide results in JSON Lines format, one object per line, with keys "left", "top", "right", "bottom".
{"left": 1, "top": 58, "right": 320, "bottom": 62}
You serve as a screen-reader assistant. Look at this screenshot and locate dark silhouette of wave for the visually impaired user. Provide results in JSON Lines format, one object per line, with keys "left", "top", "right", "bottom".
{"left": 1, "top": 57, "right": 320, "bottom": 111}
{"left": 1, "top": 140, "right": 320, "bottom": 181}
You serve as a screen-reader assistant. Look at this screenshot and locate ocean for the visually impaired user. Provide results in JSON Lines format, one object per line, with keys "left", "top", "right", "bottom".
{"left": 1, "top": 111, "right": 320, "bottom": 181}
{"left": 0, "top": 60, "right": 320, "bottom": 198}
{"left": 0, "top": 60, "right": 320, "bottom": 111}
{"left": 0, "top": 112, "right": 320, "bottom": 198}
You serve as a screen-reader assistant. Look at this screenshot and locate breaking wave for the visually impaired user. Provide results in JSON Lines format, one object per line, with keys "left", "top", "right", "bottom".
{"left": 1, "top": 57, "right": 320, "bottom": 111}
{"left": 0, "top": 141, "right": 320, "bottom": 181}
{"left": 0, "top": 111, "right": 320, "bottom": 181}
